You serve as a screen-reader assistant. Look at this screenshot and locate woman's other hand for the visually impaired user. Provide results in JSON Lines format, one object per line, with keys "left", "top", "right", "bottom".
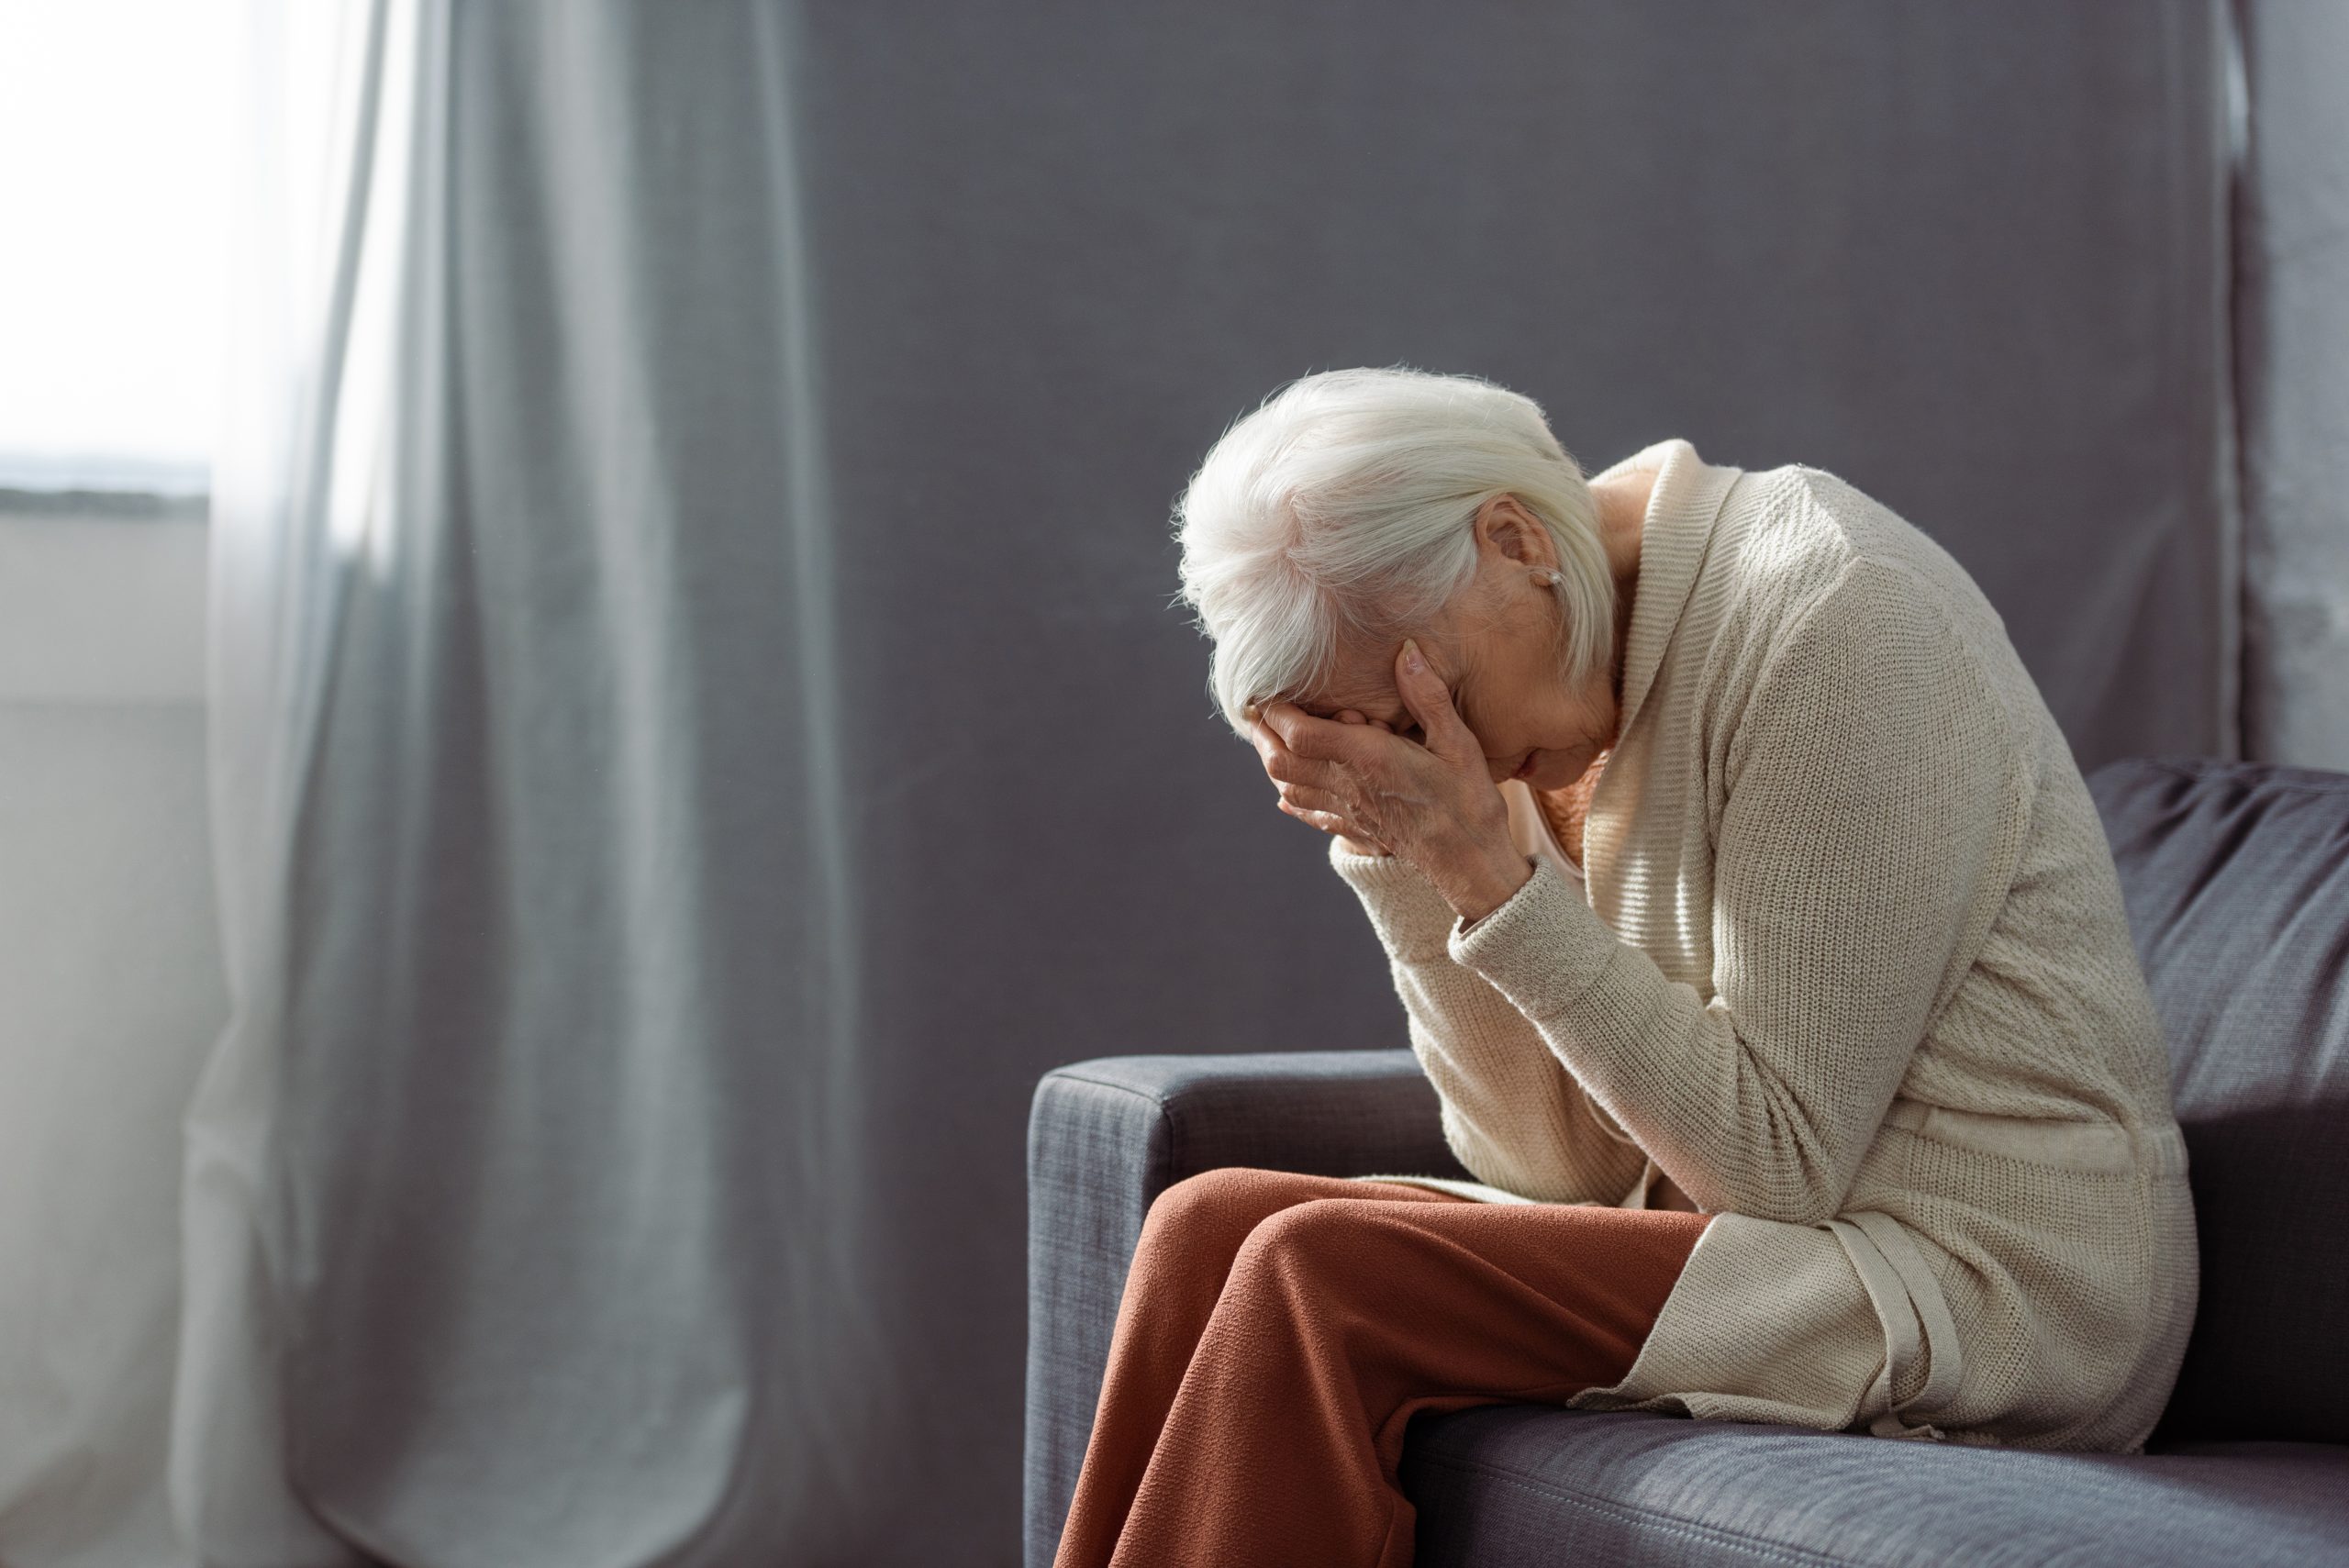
{"left": 1241, "top": 639, "right": 1531, "bottom": 922}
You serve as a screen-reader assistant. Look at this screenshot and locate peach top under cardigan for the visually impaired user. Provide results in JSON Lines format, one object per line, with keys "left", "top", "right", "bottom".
{"left": 1329, "top": 437, "right": 2198, "bottom": 1452}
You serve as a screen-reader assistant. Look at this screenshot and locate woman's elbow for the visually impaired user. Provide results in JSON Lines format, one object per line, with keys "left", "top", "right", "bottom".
{"left": 1696, "top": 1159, "right": 1854, "bottom": 1228}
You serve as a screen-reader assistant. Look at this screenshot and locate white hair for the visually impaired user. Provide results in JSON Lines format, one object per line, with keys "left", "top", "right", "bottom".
{"left": 1170, "top": 364, "right": 1612, "bottom": 740}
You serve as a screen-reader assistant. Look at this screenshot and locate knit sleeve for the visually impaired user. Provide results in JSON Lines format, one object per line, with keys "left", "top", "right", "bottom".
{"left": 1444, "top": 559, "right": 2023, "bottom": 1227}
{"left": 1328, "top": 835, "right": 1651, "bottom": 1205}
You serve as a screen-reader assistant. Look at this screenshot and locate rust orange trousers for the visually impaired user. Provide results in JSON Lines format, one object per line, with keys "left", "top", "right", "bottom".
{"left": 1051, "top": 1167, "right": 1711, "bottom": 1568}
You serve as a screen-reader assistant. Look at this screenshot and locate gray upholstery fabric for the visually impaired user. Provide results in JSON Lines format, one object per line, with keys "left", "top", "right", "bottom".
{"left": 1400, "top": 1406, "right": 2349, "bottom": 1568}
{"left": 2087, "top": 759, "right": 2349, "bottom": 1445}
{"left": 1024, "top": 1051, "right": 1464, "bottom": 1568}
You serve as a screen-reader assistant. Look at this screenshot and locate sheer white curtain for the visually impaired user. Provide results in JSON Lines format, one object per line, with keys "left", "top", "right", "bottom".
{"left": 174, "top": 1, "right": 438, "bottom": 1561}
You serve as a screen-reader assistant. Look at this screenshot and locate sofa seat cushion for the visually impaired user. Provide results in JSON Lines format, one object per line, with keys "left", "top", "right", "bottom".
{"left": 1401, "top": 1406, "right": 2349, "bottom": 1567}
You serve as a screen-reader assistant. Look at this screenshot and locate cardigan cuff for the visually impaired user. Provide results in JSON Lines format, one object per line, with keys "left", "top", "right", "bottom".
{"left": 1445, "top": 851, "right": 1621, "bottom": 1017}
{"left": 1328, "top": 836, "right": 1462, "bottom": 960}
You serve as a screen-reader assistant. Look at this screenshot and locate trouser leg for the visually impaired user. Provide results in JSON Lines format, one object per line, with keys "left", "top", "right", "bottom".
{"left": 1052, "top": 1167, "right": 1471, "bottom": 1568}
{"left": 1109, "top": 1192, "right": 1709, "bottom": 1568}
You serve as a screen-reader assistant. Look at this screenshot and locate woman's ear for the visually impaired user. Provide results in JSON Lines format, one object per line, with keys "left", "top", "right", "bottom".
{"left": 1474, "top": 495, "right": 1545, "bottom": 567}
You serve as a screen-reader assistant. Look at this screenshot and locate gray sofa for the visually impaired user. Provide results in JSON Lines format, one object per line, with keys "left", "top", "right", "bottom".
{"left": 1025, "top": 758, "right": 2349, "bottom": 1565}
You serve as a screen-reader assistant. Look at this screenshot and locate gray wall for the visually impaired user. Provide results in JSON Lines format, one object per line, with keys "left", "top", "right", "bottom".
{"left": 0, "top": 515, "right": 221, "bottom": 1568}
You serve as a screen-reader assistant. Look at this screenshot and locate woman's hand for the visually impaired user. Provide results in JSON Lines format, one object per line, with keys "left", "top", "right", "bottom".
{"left": 1255, "top": 709, "right": 1398, "bottom": 859}
{"left": 1241, "top": 639, "right": 1534, "bottom": 923}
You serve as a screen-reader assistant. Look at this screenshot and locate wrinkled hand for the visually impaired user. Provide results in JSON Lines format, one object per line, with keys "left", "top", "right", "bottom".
{"left": 1241, "top": 639, "right": 1533, "bottom": 923}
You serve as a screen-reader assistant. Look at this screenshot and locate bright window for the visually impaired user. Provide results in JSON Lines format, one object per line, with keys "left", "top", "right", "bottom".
{"left": 0, "top": 2, "right": 238, "bottom": 496}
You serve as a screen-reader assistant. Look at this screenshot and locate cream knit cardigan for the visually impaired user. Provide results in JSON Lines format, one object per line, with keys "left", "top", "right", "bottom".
{"left": 1329, "top": 438, "right": 2199, "bottom": 1453}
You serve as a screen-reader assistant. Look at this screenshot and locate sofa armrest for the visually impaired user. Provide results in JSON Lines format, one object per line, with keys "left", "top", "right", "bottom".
{"left": 1022, "top": 1048, "right": 1464, "bottom": 1568}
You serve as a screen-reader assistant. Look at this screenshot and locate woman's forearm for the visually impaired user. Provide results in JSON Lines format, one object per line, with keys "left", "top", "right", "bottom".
{"left": 1385, "top": 949, "right": 1653, "bottom": 1205}
{"left": 1330, "top": 839, "right": 1649, "bottom": 1205}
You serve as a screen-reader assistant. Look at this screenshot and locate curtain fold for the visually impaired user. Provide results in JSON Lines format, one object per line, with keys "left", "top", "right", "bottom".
{"left": 175, "top": 0, "right": 414, "bottom": 1561}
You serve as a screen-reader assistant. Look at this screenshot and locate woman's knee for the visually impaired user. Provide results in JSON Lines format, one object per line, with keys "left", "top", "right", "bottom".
{"left": 1141, "top": 1167, "right": 1317, "bottom": 1255}
{"left": 1227, "top": 1197, "right": 1407, "bottom": 1296}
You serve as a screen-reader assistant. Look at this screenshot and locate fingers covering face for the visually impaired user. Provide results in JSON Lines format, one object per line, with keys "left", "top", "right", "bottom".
{"left": 1258, "top": 701, "right": 1376, "bottom": 763}
{"left": 1245, "top": 710, "right": 1360, "bottom": 816}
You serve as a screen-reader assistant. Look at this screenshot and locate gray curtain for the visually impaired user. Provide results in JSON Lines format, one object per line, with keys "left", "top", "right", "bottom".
{"left": 2235, "top": 0, "right": 2349, "bottom": 766}
{"left": 267, "top": 3, "right": 2236, "bottom": 1563}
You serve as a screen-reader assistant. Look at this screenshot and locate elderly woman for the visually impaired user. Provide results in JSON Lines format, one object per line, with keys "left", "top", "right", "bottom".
{"left": 1050, "top": 367, "right": 2199, "bottom": 1568}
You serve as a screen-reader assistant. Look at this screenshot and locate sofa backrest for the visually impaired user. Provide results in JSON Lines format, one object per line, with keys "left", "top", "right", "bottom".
{"left": 2088, "top": 758, "right": 2349, "bottom": 1446}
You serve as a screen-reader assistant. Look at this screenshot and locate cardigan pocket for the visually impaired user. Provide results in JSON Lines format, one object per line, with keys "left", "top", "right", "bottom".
{"left": 1877, "top": 1096, "right": 2136, "bottom": 1173}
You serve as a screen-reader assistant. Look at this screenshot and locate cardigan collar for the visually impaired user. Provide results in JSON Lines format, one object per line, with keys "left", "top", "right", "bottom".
{"left": 1590, "top": 438, "right": 1744, "bottom": 744}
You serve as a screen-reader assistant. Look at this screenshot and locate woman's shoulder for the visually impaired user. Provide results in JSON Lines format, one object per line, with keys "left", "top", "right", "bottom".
{"left": 1725, "top": 462, "right": 2006, "bottom": 631}
{"left": 1671, "top": 466, "right": 2036, "bottom": 796}
{"left": 1699, "top": 462, "right": 2020, "bottom": 700}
